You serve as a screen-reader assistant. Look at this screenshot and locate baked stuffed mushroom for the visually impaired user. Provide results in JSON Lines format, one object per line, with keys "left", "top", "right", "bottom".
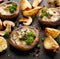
{"left": 0, "top": 1, "right": 19, "bottom": 19}
{"left": 37, "top": 7, "right": 60, "bottom": 26}
{"left": 9, "top": 26, "right": 40, "bottom": 51}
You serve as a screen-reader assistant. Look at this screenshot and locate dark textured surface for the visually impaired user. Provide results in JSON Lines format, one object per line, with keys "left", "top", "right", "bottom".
{"left": 0, "top": 0, "right": 60, "bottom": 59}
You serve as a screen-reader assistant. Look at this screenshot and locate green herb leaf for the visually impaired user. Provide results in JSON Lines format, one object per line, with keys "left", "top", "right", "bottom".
{"left": 39, "top": 7, "right": 49, "bottom": 18}
{"left": 39, "top": 13, "right": 46, "bottom": 18}
{"left": 27, "top": 32, "right": 36, "bottom": 38}
{"left": 42, "top": 7, "right": 47, "bottom": 13}
{"left": 5, "top": 32, "right": 10, "bottom": 38}
{"left": 9, "top": 7, "right": 15, "bottom": 13}
{"left": 12, "top": 3, "right": 17, "bottom": 10}
{"left": 12, "top": 2, "right": 17, "bottom": 7}
{"left": 39, "top": 12, "right": 49, "bottom": 18}
{"left": 56, "top": 38, "right": 60, "bottom": 44}
{"left": 41, "top": 38, "right": 45, "bottom": 41}
{"left": 25, "top": 37, "right": 34, "bottom": 45}
{"left": 32, "top": 16, "right": 35, "bottom": 20}
{"left": 9, "top": 2, "right": 17, "bottom": 13}
{"left": 12, "top": 5, "right": 16, "bottom": 10}
{"left": 37, "top": 44, "right": 40, "bottom": 48}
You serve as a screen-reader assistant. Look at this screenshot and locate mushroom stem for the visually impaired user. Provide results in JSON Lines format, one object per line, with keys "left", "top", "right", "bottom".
{"left": 0, "top": 25, "right": 11, "bottom": 36}
{"left": 0, "top": 25, "right": 12, "bottom": 36}
{"left": 0, "top": 20, "right": 15, "bottom": 36}
{"left": 19, "top": 16, "right": 33, "bottom": 26}
{"left": 5, "top": 24, "right": 11, "bottom": 33}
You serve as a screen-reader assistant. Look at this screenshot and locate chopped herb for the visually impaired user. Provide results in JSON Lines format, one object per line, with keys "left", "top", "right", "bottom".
{"left": 42, "top": 7, "right": 47, "bottom": 13}
{"left": 27, "top": 32, "right": 36, "bottom": 38}
{"left": 39, "top": 7, "right": 49, "bottom": 18}
{"left": 5, "top": 32, "right": 10, "bottom": 38}
{"left": 12, "top": 2, "right": 17, "bottom": 7}
{"left": 25, "top": 37, "right": 34, "bottom": 45}
{"left": 32, "top": 16, "right": 35, "bottom": 20}
{"left": 39, "top": 12, "right": 49, "bottom": 18}
{"left": 37, "top": 44, "right": 40, "bottom": 48}
{"left": 19, "top": 31, "right": 35, "bottom": 45}
{"left": 9, "top": 2, "right": 17, "bottom": 13}
{"left": 56, "top": 38, "right": 60, "bottom": 44}
{"left": 12, "top": 5, "right": 16, "bottom": 10}
{"left": 39, "top": 13, "right": 46, "bottom": 18}
{"left": 41, "top": 38, "right": 45, "bottom": 41}
{"left": 12, "top": 3, "right": 17, "bottom": 10}
{"left": 9, "top": 8, "right": 15, "bottom": 13}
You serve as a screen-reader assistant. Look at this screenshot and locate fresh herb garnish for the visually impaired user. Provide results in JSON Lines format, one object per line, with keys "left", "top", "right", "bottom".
{"left": 12, "top": 2, "right": 17, "bottom": 10}
{"left": 39, "top": 13, "right": 46, "bottom": 18}
{"left": 20, "top": 31, "right": 36, "bottom": 45}
{"left": 39, "top": 7, "right": 49, "bottom": 18}
{"left": 41, "top": 38, "right": 45, "bottom": 41}
{"left": 22, "top": 32, "right": 36, "bottom": 45}
{"left": 25, "top": 37, "right": 34, "bottom": 45}
{"left": 37, "top": 44, "right": 40, "bottom": 48}
{"left": 12, "top": 2, "right": 17, "bottom": 7}
{"left": 56, "top": 38, "right": 60, "bottom": 44}
{"left": 32, "top": 16, "right": 35, "bottom": 20}
{"left": 27, "top": 32, "right": 36, "bottom": 38}
{"left": 42, "top": 7, "right": 47, "bottom": 13}
{"left": 5, "top": 32, "right": 10, "bottom": 38}
{"left": 9, "top": 7, "right": 15, "bottom": 13}
{"left": 9, "top": 2, "right": 17, "bottom": 13}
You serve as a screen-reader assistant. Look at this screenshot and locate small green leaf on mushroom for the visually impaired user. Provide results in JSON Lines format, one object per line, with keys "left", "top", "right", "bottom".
{"left": 37, "top": 44, "right": 40, "bottom": 48}
{"left": 4, "top": 32, "right": 10, "bottom": 38}
{"left": 25, "top": 37, "right": 34, "bottom": 45}
{"left": 3, "top": 20, "right": 15, "bottom": 33}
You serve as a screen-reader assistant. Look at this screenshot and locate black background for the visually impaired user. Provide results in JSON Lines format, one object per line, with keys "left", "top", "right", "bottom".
{"left": 0, "top": 0, "right": 60, "bottom": 59}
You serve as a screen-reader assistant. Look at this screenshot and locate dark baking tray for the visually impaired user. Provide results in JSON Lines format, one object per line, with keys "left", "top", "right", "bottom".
{"left": 0, "top": 0, "right": 60, "bottom": 59}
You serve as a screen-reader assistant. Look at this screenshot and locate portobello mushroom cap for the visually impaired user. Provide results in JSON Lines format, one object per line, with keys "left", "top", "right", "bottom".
{"left": 0, "top": 1, "right": 19, "bottom": 19}
{"left": 37, "top": 7, "right": 60, "bottom": 26}
{"left": 9, "top": 26, "right": 40, "bottom": 51}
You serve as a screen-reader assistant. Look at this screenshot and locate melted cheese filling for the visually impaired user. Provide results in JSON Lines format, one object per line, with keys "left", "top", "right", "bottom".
{"left": 0, "top": 4, "right": 12, "bottom": 15}
{"left": 13, "top": 28, "right": 35, "bottom": 46}
{"left": 42, "top": 8, "right": 60, "bottom": 22}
